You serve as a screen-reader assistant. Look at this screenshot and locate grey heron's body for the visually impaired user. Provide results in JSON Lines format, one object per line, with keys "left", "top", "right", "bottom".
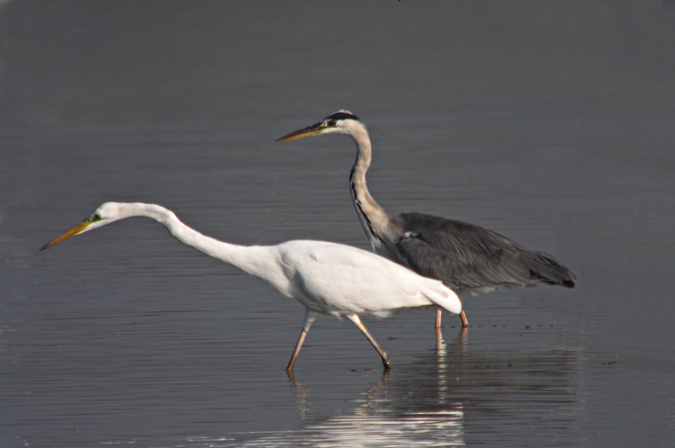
{"left": 277, "top": 110, "right": 576, "bottom": 328}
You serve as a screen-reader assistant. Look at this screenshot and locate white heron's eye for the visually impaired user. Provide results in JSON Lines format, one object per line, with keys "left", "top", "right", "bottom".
{"left": 92, "top": 213, "right": 102, "bottom": 222}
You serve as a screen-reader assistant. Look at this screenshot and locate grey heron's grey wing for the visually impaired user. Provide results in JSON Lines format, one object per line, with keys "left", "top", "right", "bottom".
{"left": 393, "top": 213, "right": 574, "bottom": 291}
{"left": 394, "top": 228, "right": 529, "bottom": 290}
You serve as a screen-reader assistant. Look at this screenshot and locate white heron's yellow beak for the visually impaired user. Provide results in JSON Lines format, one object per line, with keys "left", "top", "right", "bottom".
{"left": 275, "top": 121, "right": 327, "bottom": 142}
{"left": 40, "top": 217, "right": 94, "bottom": 251}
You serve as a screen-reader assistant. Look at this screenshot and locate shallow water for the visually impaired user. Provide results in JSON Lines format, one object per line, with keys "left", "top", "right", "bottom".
{"left": 1, "top": 1, "right": 674, "bottom": 447}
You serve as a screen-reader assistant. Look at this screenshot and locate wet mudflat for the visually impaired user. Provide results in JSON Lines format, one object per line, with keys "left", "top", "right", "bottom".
{"left": 1, "top": 1, "right": 674, "bottom": 447}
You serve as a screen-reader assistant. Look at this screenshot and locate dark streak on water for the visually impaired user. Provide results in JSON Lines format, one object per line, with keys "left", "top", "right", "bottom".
{"left": 1, "top": 1, "right": 674, "bottom": 447}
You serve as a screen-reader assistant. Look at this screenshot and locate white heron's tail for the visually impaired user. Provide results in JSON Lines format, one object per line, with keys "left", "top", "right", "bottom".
{"left": 422, "top": 280, "right": 462, "bottom": 315}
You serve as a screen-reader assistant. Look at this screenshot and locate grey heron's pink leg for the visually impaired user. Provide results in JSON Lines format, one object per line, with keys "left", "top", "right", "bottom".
{"left": 459, "top": 310, "right": 469, "bottom": 328}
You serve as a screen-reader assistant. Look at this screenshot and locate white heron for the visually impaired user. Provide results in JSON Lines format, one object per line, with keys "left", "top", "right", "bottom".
{"left": 276, "top": 110, "right": 576, "bottom": 329}
{"left": 40, "top": 202, "right": 462, "bottom": 371}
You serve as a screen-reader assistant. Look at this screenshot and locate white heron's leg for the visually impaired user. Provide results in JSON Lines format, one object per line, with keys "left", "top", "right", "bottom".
{"left": 286, "top": 309, "right": 318, "bottom": 372}
{"left": 346, "top": 314, "right": 392, "bottom": 370}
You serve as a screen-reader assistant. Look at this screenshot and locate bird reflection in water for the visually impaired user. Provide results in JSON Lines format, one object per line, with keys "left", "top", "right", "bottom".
{"left": 228, "top": 328, "right": 581, "bottom": 448}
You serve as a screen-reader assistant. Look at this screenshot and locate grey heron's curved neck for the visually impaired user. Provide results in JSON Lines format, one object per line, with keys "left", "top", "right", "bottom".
{"left": 346, "top": 124, "right": 391, "bottom": 242}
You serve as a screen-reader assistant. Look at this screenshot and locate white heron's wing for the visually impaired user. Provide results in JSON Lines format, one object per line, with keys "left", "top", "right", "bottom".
{"left": 277, "top": 241, "right": 461, "bottom": 317}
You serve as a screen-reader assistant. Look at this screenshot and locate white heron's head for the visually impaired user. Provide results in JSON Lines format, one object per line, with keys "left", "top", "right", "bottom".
{"left": 275, "top": 110, "right": 364, "bottom": 142}
{"left": 40, "top": 202, "right": 132, "bottom": 251}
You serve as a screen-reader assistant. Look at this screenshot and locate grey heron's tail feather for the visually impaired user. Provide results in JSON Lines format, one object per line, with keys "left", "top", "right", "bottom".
{"left": 526, "top": 252, "right": 576, "bottom": 288}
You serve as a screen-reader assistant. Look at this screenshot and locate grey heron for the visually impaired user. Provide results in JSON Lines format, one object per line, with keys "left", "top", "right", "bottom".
{"left": 40, "top": 201, "right": 462, "bottom": 371}
{"left": 276, "top": 110, "right": 576, "bottom": 329}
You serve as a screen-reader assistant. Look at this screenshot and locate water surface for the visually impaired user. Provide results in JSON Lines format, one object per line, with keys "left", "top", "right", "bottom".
{"left": 1, "top": 1, "right": 674, "bottom": 447}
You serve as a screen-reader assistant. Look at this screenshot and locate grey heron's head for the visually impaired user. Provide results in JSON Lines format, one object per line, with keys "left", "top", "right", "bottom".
{"left": 275, "top": 110, "right": 362, "bottom": 142}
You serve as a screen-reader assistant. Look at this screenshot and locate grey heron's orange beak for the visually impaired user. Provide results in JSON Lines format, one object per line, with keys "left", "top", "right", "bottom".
{"left": 40, "top": 217, "right": 94, "bottom": 251}
{"left": 275, "top": 121, "right": 326, "bottom": 142}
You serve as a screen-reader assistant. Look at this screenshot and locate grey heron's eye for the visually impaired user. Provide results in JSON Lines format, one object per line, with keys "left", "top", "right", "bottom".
{"left": 327, "top": 119, "right": 336, "bottom": 127}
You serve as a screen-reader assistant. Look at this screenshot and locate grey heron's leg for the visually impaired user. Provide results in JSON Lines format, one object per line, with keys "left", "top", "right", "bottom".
{"left": 286, "top": 309, "right": 318, "bottom": 372}
{"left": 459, "top": 310, "right": 469, "bottom": 328}
{"left": 346, "top": 314, "right": 392, "bottom": 370}
{"left": 437, "top": 309, "right": 469, "bottom": 331}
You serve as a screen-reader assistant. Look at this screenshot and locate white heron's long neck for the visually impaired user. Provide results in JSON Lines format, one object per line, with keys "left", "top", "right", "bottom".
{"left": 347, "top": 127, "right": 393, "bottom": 251}
{"left": 133, "top": 203, "right": 279, "bottom": 282}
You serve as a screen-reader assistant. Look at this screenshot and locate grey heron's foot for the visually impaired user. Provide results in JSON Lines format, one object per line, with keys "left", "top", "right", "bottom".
{"left": 458, "top": 326, "right": 468, "bottom": 339}
{"left": 456, "top": 326, "right": 468, "bottom": 350}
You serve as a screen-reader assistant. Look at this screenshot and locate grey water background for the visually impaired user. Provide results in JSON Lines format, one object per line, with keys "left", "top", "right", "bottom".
{"left": 1, "top": 1, "right": 674, "bottom": 446}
